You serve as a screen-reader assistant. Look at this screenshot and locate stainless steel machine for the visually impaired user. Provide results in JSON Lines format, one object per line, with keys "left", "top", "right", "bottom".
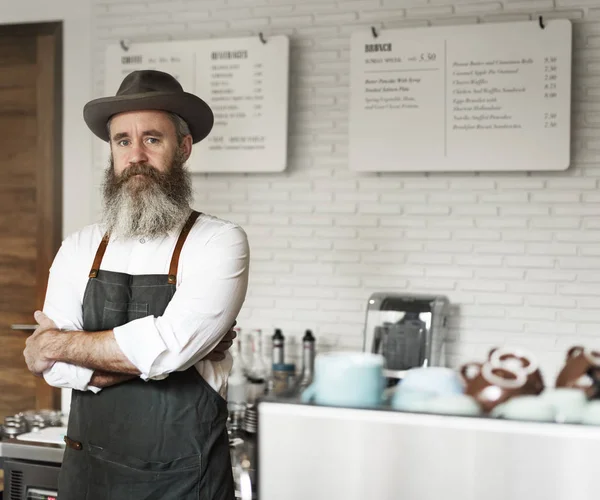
{"left": 0, "top": 440, "right": 63, "bottom": 500}
{"left": 0, "top": 412, "right": 64, "bottom": 500}
{"left": 362, "top": 292, "right": 451, "bottom": 383}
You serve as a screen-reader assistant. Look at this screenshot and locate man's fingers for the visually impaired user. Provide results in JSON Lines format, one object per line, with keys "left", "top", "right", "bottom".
{"left": 202, "top": 326, "right": 238, "bottom": 362}
{"left": 34, "top": 310, "right": 56, "bottom": 330}
{"left": 205, "top": 352, "right": 226, "bottom": 362}
{"left": 23, "top": 347, "right": 43, "bottom": 377}
{"left": 219, "top": 340, "right": 233, "bottom": 351}
{"left": 212, "top": 339, "right": 233, "bottom": 354}
{"left": 223, "top": 329, "right": 237, "bottom": 342}
{"left": 34, "top": 310, "right": 48, "bottom": 324}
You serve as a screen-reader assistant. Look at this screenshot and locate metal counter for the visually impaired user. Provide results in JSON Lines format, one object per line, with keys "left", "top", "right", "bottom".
{"left": 0, "top": 439, "right": 64, "bottom": 464}
{"left": 258, "top": 400, "right": 600, "bottom": 500}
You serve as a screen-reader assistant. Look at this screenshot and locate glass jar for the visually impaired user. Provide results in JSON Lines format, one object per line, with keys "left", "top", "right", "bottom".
{"left": 271, "top": 363, "right": 297, "bottom": 395}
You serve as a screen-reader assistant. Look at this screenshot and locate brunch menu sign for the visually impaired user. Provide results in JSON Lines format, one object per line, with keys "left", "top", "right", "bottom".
{"left": 349, "top": 20, "right": 572, "bottom": 172}
{"left": 104, "top": 36, "right": 290, "bottom": 173}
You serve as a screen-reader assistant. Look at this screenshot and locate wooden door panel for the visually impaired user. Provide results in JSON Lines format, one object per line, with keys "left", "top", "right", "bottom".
{"left": 0, "top": 189, "right": 36, "bottom": 211}
{"left": 0, "top": 64, "right": 37, "bottom": 88}
{"left": 0, "top": 366, "right": 36, "bottom": 412}
{"left": 0, "top": 262, "right": 36, "bottom": 287}
{"left": 0, "top": 336, "right": 33, "bottom": 363}
{"left": 0, "top": 113, "right": 36, "bottom": 129}
{"left": 0, "top": 23, "right": 62, "bottom": 419}
{"left": 0, "top": 214, "right": 36, "bottom": 234}
{"left": 0, "top": 114, "right": 37, "bottom": 197}
{"left": 0, "top": 36, "right": 36, "bottom": 64}
{"left": 0, "top": 156, "right": 36, "bottom": 188}
{"left": 0, "top": 286, "right": 36, "bottom": 314}
{"left": 0, "top": 234, "right": 37, "bottom": 253}
{"left": 0, "top": 313, "right": 36, "bottom": 330}
{"left": 0, "top": 88, "right": 36, "bottom": 113}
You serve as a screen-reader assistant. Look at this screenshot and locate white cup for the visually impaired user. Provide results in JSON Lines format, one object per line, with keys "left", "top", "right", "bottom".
{"left": 490, "top": 395, "right": 555, "bottom": 422}
{"left": 399, "top": 367, "right": 466, "bottom": 397}
{"left": 581, "top": 401, "right": 600, "bottom": 426}
{"left": 540, "top": 388, "right": 588, "bottom": 424}
{"left": 391, "top": 387, "right": 434, "bottom": 413}
{"left": 424, "top": 394, "right": 481, "bottom": 417}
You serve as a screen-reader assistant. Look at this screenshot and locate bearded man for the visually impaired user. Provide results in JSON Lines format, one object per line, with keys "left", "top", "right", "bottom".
{"left": 22, "top": 70, "right": 249, "bottom": 500}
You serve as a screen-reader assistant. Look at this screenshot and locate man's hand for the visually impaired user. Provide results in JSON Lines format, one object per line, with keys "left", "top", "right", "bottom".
{"left": 203, "top": 323, "right": 237, "bottom": 362}
{"left": 23, "top": 311, "right": 60, "bottom": 377}
{"left": 89, "top": 370, "right": 136, "bottom": 388}
{"left": 26, "top": 312, "right": 139, "bottom": 376}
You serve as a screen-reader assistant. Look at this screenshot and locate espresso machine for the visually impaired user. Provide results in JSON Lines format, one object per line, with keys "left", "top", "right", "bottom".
{"left": 362, "top": 292, "right": 451, "bottom": 385}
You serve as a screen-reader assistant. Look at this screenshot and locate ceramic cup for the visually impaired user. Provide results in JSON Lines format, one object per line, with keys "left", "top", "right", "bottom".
{"left": 555, "top": 346, "right": 600, "bottom": 398}
{"left": 460, "top": 361, "right": 528, "bottom": 413}
{"left": 540, "top": 388, "right": 588, "bottom": 424}
{"left": 398, "top": 367, "right": 466, "bottom": 397}
{"left": 581, "top": 401, "right": 600, "bottom": 426}
{"left": 391, "top": 387, "right": 435, "bottom": 413}
{"left": 301, "top": 351, "right": 385, "bottom": 409}
{"left": 423, "top": 394, "right": 482, "bottom": 417}
{"left": 490, "top": 395, "right": 555, "bottom": 422}
{"left": 488, "top": 346, "right": 545, "bottom": 395}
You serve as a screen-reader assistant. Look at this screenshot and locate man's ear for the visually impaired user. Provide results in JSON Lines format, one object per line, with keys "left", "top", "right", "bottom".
{"left": 181, "top": 135, "right": 193, "bottom": 161}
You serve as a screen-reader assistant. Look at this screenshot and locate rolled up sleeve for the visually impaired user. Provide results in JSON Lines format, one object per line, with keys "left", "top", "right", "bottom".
{"left": 41, "top": 236, "right": 100, "bottom": 392}
{"left": 113, "top": 225, "right": 249, "bottom": 380}
{"left": 44, "top": 362, "right": 99, "bottom": 393}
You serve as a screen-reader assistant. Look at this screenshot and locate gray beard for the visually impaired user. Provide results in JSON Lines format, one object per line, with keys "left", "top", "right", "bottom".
{"left": 101, "top": 150, "right": 193, "bottom": 240}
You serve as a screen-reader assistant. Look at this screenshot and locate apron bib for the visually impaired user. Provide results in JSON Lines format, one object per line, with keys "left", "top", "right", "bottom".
{"left": 58, "top": 211, "right": 234, "bottom": 500}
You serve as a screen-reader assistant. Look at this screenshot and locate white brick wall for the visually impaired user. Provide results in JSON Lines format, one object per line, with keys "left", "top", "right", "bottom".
{"left": 91, "top": 0, "right": 600, "bottom": 382}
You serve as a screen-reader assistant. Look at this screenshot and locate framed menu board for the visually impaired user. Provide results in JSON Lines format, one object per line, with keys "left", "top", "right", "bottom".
{"left": 349, "top": 20, "right": 572, "bottom": 172}
{"left": 104, "top": 35, "right": 290, "bottom": 173}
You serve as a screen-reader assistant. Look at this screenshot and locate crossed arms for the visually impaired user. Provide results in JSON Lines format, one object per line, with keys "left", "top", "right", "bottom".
{"left": 23, "top": 223, "right": 250, "bottom": 391}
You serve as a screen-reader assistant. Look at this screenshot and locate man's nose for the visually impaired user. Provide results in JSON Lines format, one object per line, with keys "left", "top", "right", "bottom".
{"left": 128, "top": 142, "right": 149, "bottom": 164}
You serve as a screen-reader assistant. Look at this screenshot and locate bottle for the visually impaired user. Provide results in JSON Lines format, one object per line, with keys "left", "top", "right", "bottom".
{"left": 246, "top": 329, "right": 268, "bottom": 404}
{"left": 227, "top": 337, "right": 247, "bottom": 409}
{"left": 271, "top": 328, "right": 285, "bottom": 365}
{"left": 261, "top": 330, "right": 273, "bottom": 372}
{"left": 237, "top": 327, "right": 252, "bottom": 378}
{"left": 247, "top": 329, "right": 268, "bottom": 382}
{"left": 295, "top": 330, "right": 316, "bottom": 393}
{"left": 271, "top": 363, "right": 296, "bottom": 396}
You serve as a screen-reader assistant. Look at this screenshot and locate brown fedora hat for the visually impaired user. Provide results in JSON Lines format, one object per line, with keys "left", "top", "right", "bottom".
{"left": 83, "top": 70, "right": 213, "bottom": 144}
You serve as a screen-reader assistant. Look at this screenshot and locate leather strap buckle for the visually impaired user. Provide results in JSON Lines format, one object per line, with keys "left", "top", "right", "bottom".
{"left": 64, "top": 435, "right": 83, "bottom": 451}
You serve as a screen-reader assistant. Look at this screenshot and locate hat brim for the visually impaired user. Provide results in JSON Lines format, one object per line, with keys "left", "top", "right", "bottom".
{"left": 83, "top": 91, "right": 214, "bottom": 144}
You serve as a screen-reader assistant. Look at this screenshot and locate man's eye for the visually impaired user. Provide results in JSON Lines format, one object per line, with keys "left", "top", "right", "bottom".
{"left": 117, "top": 139, "right": 130, "bottom": 147}
{"left": 146, "top": 137, "right": 159, "bottom": 144}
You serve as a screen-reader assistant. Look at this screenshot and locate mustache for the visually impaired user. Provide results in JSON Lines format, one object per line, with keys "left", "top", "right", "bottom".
{"left": 117, "top": 163, "right": 162, "bottom": 184}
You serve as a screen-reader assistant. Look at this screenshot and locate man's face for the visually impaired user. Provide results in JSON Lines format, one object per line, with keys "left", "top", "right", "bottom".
{"left": 109, "top": 109, "right": 191, "bottom": 177}
{"left": 101, "top": 110, "right": 194, "bottom": 239}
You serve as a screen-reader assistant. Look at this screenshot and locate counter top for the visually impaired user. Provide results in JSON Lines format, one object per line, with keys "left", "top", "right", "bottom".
{"left": 0, "top": 439, "right": 64, "bottom": 464}
{"left": 258, "top": 399, "right": 600, "bottom": 500}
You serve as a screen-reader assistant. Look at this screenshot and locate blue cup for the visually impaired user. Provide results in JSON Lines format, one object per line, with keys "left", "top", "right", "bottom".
{"left": 392, "top": 387, "right": 435, "bottom": 412}
{"left": 301, "top": 352, "right": 385, "bottom": 409}
{"left": 399, "top": 367, "right": 465, "bottom": 397}
{"left": 391, "top": 367, "right": 465, "bottom": 412}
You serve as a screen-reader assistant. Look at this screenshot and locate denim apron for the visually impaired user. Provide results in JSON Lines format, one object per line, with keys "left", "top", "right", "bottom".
{"left": 58, "top": 211, "right": 234, "bottom": 500}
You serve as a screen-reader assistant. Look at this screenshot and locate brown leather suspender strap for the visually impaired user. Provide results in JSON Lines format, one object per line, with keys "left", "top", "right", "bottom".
{"left": 88, "top": 211, "right": 201, "bottom": 282}
{"left": 89, "top": 233, "right": 110, "bottom": 278}
{"left": 168, "top": 210, "right": 201, "bottom": 285}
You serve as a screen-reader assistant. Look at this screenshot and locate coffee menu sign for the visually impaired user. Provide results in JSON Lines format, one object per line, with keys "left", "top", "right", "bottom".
{"left": 104, "top": 36, "right": 290, "bottom": 172}
{"left": 349, "top": 20, "right": 572, "bottom": 172}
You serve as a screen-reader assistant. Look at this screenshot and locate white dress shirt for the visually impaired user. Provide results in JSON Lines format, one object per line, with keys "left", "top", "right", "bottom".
{"left": 42, "top": 213, "right": 250, "bottom": 397}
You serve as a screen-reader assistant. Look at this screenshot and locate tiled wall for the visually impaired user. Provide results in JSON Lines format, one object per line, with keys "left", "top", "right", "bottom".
{"left": 91, "top": 0, "right": 600, "bottom": 380}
